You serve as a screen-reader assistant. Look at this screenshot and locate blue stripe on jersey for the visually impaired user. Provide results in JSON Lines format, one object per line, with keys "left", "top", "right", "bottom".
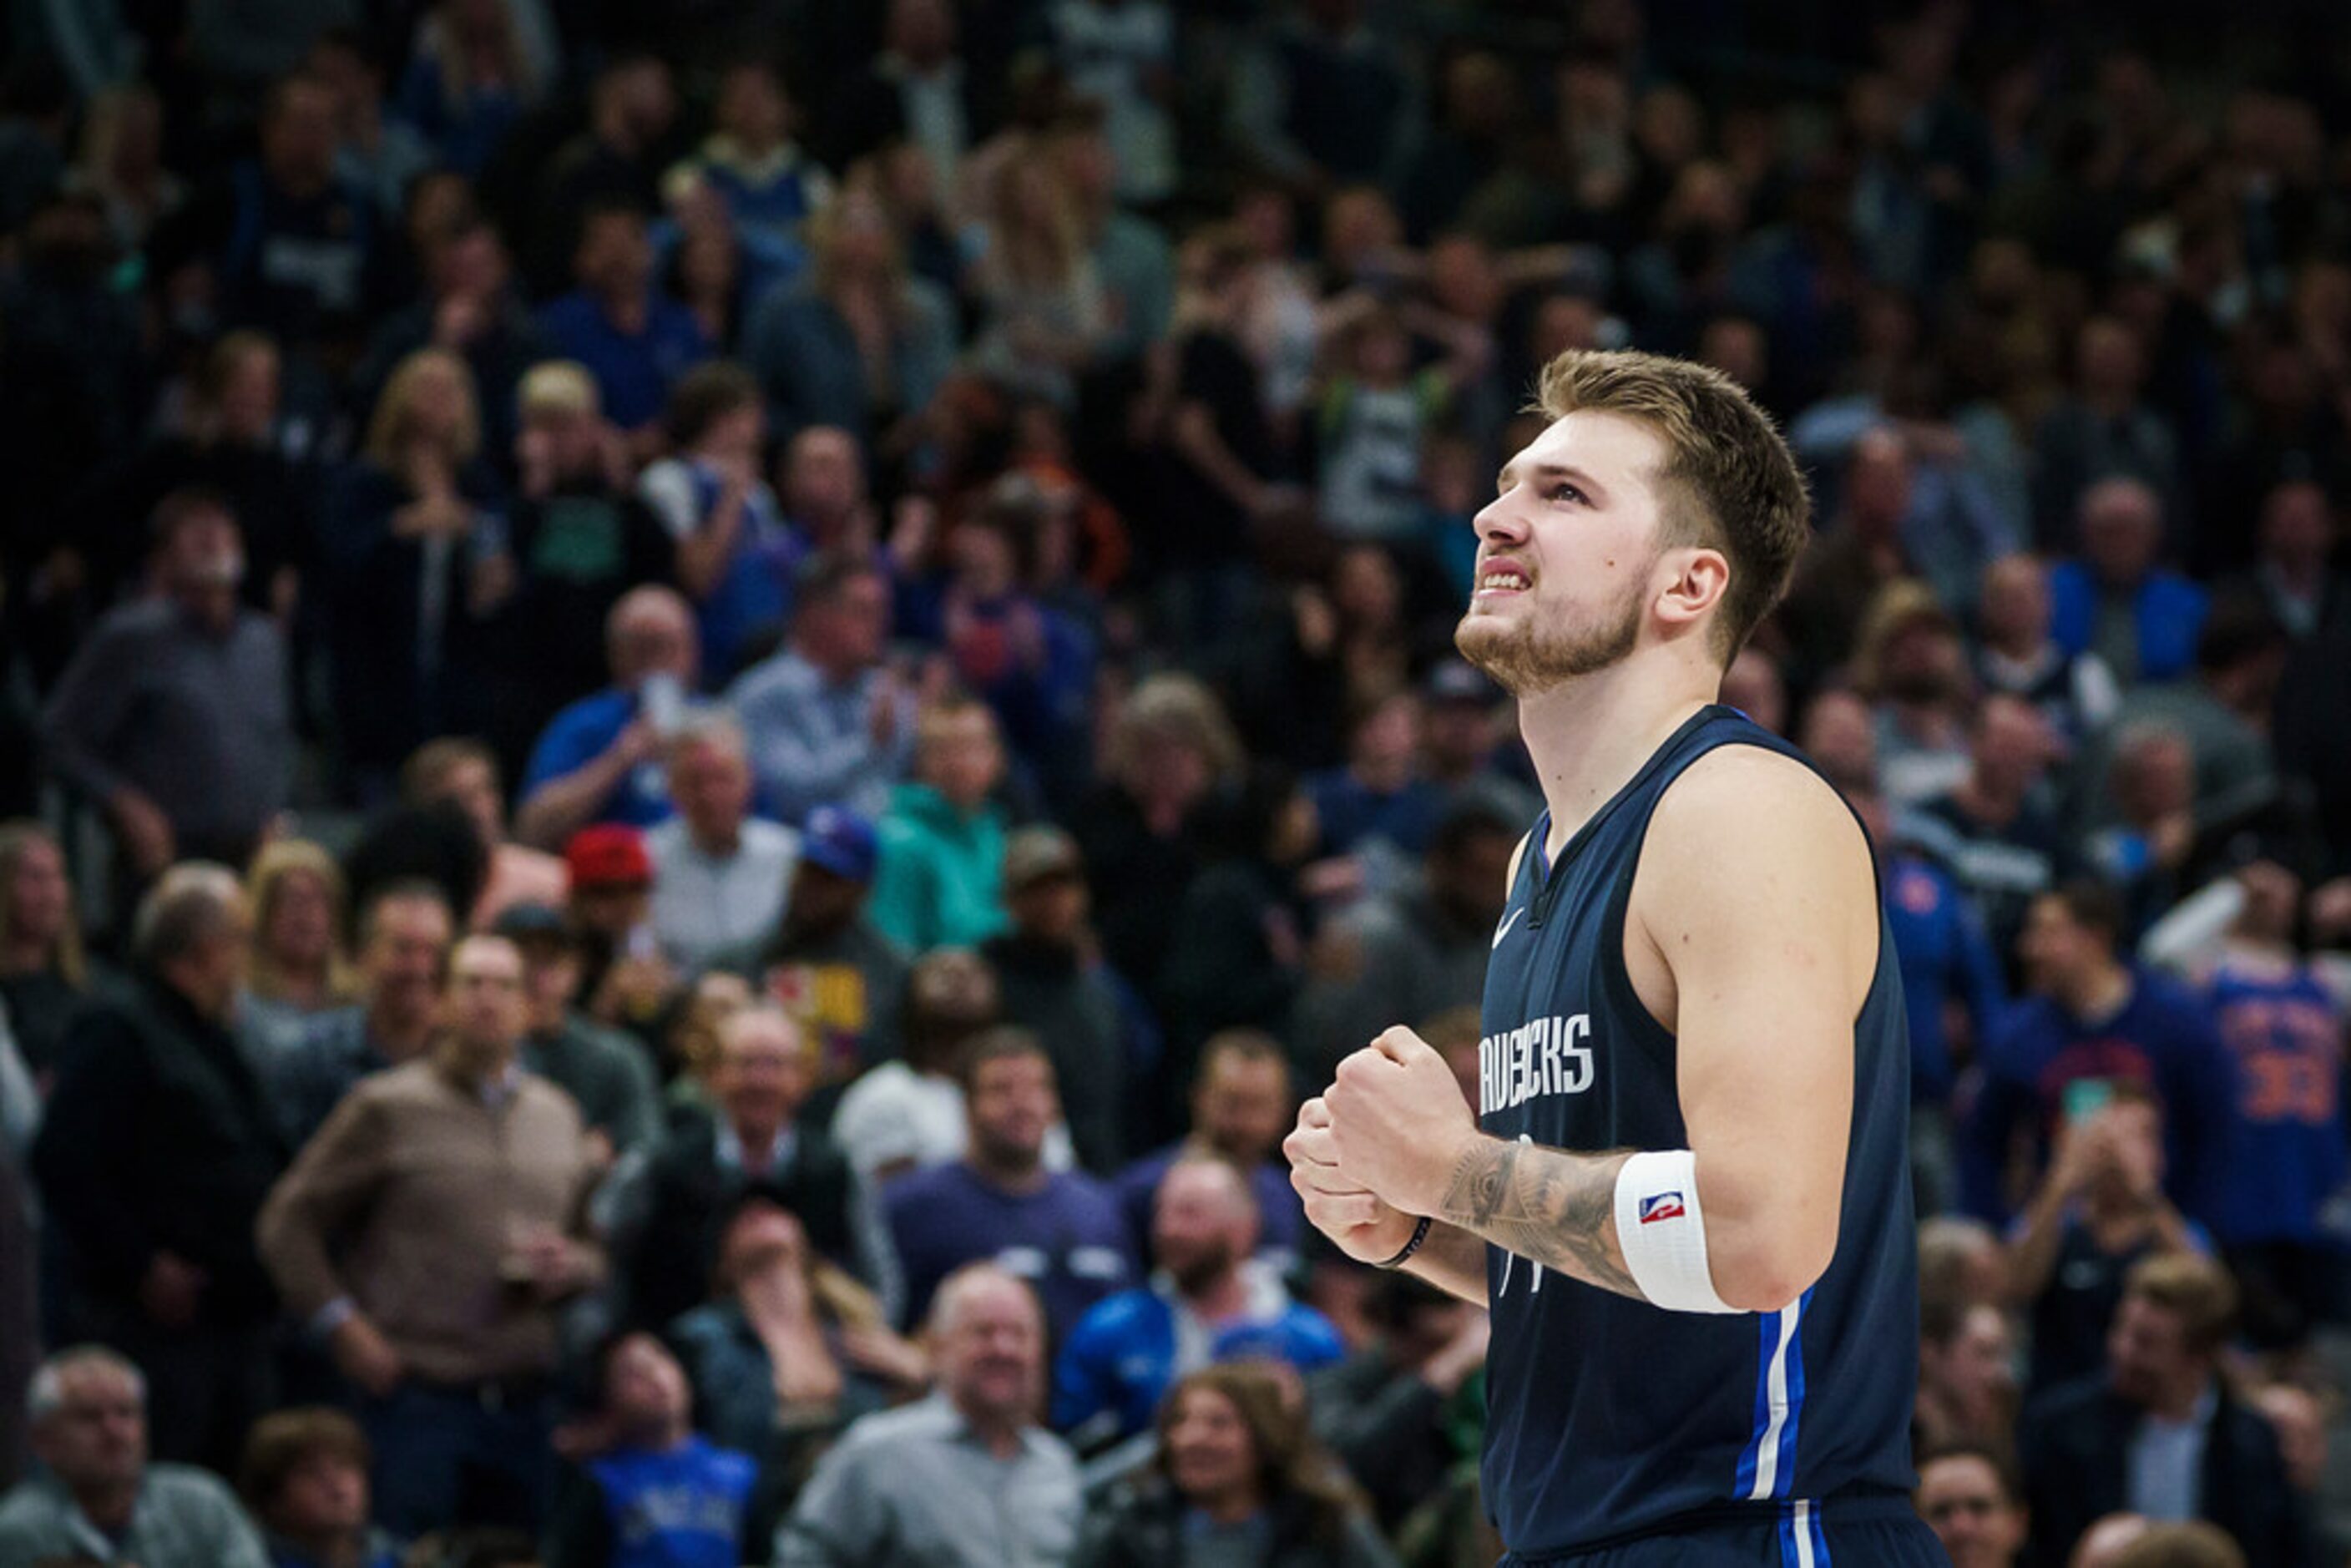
{"left": 1742, "top": 1291, "right": 1811, "bottom": 1500}
{"left": 1777, "top": 1287, "right": 1814, "bottom": 1496}
{"left": 1777, "top": 1500, "right": 1831, "bottom": 1567}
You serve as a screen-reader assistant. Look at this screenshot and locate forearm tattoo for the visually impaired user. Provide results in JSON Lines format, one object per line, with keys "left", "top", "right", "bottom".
{"left": 1438, "top": 1138, "right": 1642, "bottom": 1301}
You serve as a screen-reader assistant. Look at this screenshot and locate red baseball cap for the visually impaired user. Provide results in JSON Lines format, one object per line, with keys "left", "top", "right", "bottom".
{"left": 564, "top": 824, "right": 652, "bottom": 891}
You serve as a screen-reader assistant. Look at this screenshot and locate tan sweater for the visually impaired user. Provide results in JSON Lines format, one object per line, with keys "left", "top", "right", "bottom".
{"left": 255, "top": 1058, "right": 605, "bottom": 1384}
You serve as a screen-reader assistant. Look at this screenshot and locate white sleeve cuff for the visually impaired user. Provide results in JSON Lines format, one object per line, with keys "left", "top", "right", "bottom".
{"left": 1613, "top": 1150, "right": 1740, "bottom": 1314}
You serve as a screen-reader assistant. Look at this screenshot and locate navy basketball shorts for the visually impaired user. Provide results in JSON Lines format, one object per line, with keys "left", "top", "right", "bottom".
{"left": 1500, "top": 1496, "right": 1951, "bottom": 1567}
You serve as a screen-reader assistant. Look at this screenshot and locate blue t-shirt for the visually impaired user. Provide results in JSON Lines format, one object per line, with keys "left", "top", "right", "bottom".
{"left": 518, "top": 687, "right": 674, "bottom": 829}
{"left": 884, "top": 1161, "right": 1135, "bottom": 1342}
{"left": 536, "top": 291, "right": 713, "bottom": 431}
{"left": 586, "top": 1437, "right": 757, "bottom": 1568}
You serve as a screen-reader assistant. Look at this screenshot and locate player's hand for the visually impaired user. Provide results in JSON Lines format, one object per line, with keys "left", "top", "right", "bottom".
{"left": 1286, "top": 1097, "right": 1423, "bottom": 1265}
{"left": 1324, "top": 1027, "right": 1481, "bottom": 1216}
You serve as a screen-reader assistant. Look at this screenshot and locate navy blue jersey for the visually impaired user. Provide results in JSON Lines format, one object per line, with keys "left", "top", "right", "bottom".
{"left": 2206, "top": 958, "right": 2349, "bottom": 1247}
{"left": 1478, "top": 706, "right": 1919, "bottom": 1555}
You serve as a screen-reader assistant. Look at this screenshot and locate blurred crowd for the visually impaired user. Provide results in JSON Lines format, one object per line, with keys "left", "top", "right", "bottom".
{"left": 0, "top": 0, "right": 2349, "bottom": 1565}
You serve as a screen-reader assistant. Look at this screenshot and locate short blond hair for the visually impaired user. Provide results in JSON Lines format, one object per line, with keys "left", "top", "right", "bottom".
{"left": 2123, "top": 1252, "right": 2239, "bottom": 1357}
{"left": 1533, "top": 349, "right": 1812, "bottom": 664}
{"left": 518, "top": 360, "right": 600, "bottom": 422}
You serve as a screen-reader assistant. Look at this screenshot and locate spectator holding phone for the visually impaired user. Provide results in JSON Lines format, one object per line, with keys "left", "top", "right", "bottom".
{"left": 516, "top": 587, "right": 701, "bottom": 850}
{"left": 2003, "top": 1080, "right": 2208, "bottom": 1397}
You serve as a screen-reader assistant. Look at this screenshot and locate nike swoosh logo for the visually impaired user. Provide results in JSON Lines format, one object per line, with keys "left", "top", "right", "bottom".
{"left": 1493, "top": 908, "right": 1524, "bottom": 949}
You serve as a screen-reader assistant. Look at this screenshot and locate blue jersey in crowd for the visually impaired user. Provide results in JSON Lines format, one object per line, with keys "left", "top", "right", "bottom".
{"left": 1883, "top": 852, "right": 2007, "bottom": 1105}
{"left": 1051, "top": 1266, "right": 1345, "bottom": 1443}
{"left": 585, "top": 1438, "right": 757, "bottom": 1568}
{"left": 1959, "top": 967, "right": 2232, "bottom": 1226}
{"left": 1477, "top": 706, "right": 1921, "bottom": 1556}
{"left": 2204, "top": 957, "right": 2349, "bottom": 1248}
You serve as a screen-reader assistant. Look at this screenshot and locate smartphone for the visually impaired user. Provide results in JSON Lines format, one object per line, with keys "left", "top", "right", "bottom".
{"left": 2062, "top": 1077, "right": 2114, "bottom": 1127}
{"left": 640, "top": 671, "right": 685, "bottom": 738}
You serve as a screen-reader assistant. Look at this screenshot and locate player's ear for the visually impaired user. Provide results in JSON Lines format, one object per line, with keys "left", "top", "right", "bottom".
{"left": 1653, "top": 544, "right": 1729, "bottom": 635}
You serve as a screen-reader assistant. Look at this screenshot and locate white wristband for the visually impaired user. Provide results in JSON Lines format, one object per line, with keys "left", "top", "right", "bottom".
{"left": 1613, "top": 1150, "right": 1739, "bottom": 1314}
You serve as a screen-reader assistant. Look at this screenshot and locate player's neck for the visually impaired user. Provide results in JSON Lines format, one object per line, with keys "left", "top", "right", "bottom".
{"left": 1518, "top": 656, "right": 1716, "bottom": 855}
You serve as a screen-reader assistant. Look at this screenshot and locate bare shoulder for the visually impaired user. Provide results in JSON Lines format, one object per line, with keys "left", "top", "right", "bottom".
{"left": 1646, "top": 743, "right": 1871, "bottom": 882}
{"left": 1629, "top": 744, "right": 1878, "bottom": 1004}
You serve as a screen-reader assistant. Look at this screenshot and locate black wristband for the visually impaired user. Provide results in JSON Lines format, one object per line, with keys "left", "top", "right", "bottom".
{"left": 1374, "top": 1215, "right": 1433, "bottom": 1271}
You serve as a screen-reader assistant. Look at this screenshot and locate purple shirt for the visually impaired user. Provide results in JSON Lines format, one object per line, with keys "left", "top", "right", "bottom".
{"left": 884, "top": 1161, "right": 1135, "bottom": 1342}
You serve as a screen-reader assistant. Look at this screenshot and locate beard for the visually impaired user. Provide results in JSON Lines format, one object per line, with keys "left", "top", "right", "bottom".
{"left": 1454, "top": 574, "right": 1646, "bottom": 695}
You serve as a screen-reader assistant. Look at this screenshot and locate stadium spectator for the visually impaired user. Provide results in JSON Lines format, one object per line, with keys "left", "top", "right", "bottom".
{"left": 401, "top": 738, "right": 568, "bottom": 931}
{"left": 1961, "top": 883, "right": 2232, "bottom": 1228}
{"left": 559, "top": 825, "right": 680, "bottom": 1044}
{"left": 240, "top": 841, "right": 357, "bottom": 1060}
{"left": 776, "top": 1262, "right": 1079, "bottom": 1567}
{"left": 255, "top": 933, "right": 603, "bottom": 1539}
{"left": 41, "top": 489, "right": 292, "bottom": 880}
{"left": 822, "top": 0, "right": 995, "bottom": 183}
{"left": 1913, "top": 1297, "right": 2018, "bottom": 1454}
{"left": 1054, "top": 1155, "right": 1342, "bottom": 1449}
{"left": 1158, "top": 767, "right": 1317, "bottom": 1083}
{"left": 2079, "top": 590, "right": 2286, "bottom": 836}
{"left": 2020, "top": 1252, "right": 2307, "bottom": 1565}
{"left": 0, "top": 1345, "right": 269, "bottom": 1567}
{"left": 237, "top": 1405, "right": 398, "bottom": 1568}
{"left": 543, "top": 1333, "right": 757, "bottom": 1568}
{"left": 523, "top": 53, "right": 678, "bottom": 298}
{"left": 731, "top": 551, "right": 916, "bottom": 827}
{"left": 0, "top": 819, "right": 98, "bottom": 1089}
{"left": 2049, "top": 478, "right": 2207, "bottom": 690}
{"left": 666, "top": 1196, "right": 924, "bottom": 1460}
{"left": 538, "top": 201, "right": 711, "bottom": 442}
{"left": 1907, "top": 694, "right": 2070, "bottom": 968}
{"left": 394, "top": 2, "right": 548, "bottom": 180}
{"left": 261, "top": 879, "right": 455, "bottom": 1148}
{"left": 497, "top": 903, "right": 662, "bottom": 1163}
{"left": 2004, "top": 1083, "right": 2207, "bottom": 1399}
{"left": 78, "top": 330, "right": 314, "bottom": 624}
{"left": 608, "top": 1004, "right": 881, "bottom": 1333}
{"left": 2145, "top": 857, "right": 2351, "bottom": 1351}
{"left": 321, "top": 347, "right": 514, "bottom": 789}
{"left": 883, "top": 1028, "right": 1132, "bottom": 1339}
{"left": 1225, "top": 0, "right": 1413, "bottom": 192}
{"left": 1115, "top": 1031, "right": 1304, "bottom": 1267}
{"left": 982, "top": 826, "right": 1137, "bottom": 1176}
{"left": 2220, "top": 478, "right": 2343, "bottom": 646}
{"left": 352, "top": 216, "right": 549, "bottom": 471}
{"left": 645, "top": 713, "right": 799, "bottom": 970}
{"left": 1913, "top": 1442, "right": 2027, "bottom": 1568}
{"left": 516, "top": 586, "right": 701, "bottom": 847}
{"left": 725, "top": 804, "right": 908, "bottom": 1095}
{"left": 501, "top": 362, "right": 673, "bottom": 728}
{"left": 1074, "top": 1363, "right": 1397, "bottom": 1568}
{"left": 639, "top": 361, "right": 800, "bottom": 683}
{"left": 1972, "top": 552, "right": 2121, "bottom": 751}
{"left": 159, "top": 73, "right": 378, "bottom": 364}
{"left": 743, "top": 190, "right": 958, "bottom": 452}
{"left": 1848, "top": 579, "right": 1974, "bottom": 807}
{"left": 32, "top": 865, "right": 286, "bottom": 1472}
{"left": 870, "top": 695, "right": 1012, "bottom": 952}
{"left": 1297, "top": 798, "right": 1516, "bottom": 1084}
{"left": 2032, "top": 319, "right": 2188, "bottom": 553}
{"left": 1308, "top": 1272, "right": 1489, "bottom": 1535}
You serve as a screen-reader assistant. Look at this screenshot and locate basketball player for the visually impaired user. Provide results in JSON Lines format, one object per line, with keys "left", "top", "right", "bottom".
{"left": 1286, "top": 350, "right": 1945, "bottom": 1565}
